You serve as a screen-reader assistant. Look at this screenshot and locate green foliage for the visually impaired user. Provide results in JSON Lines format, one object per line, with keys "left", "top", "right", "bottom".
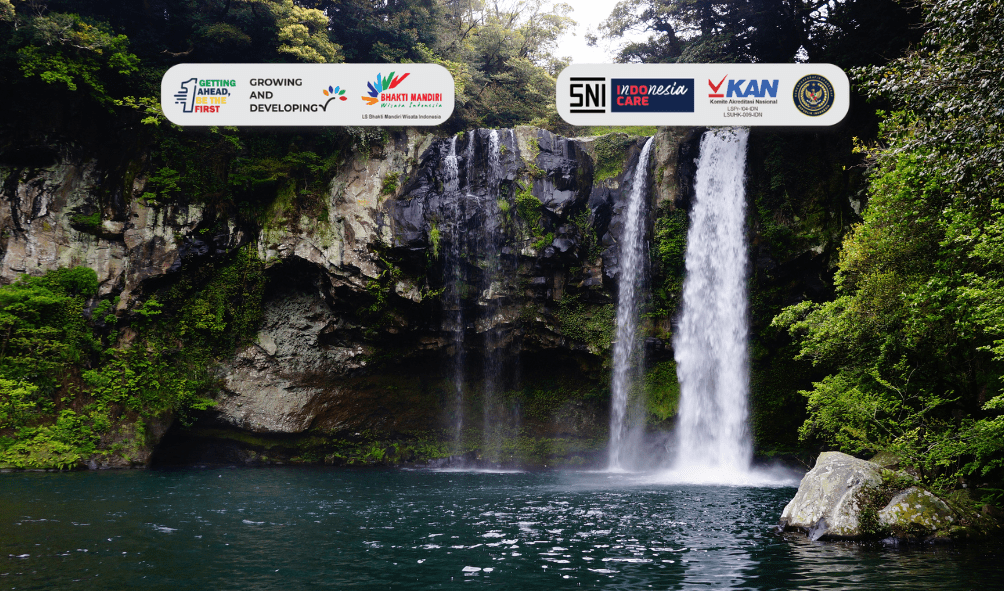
{"left": 556, "top": 295, "right": 615, "bottom": 351}
{"left": 515, "top": 186, "right": 544, "bottom": 239}
{"left": 82, "top": 343, "right": 210, "bottom": 419}
{"left": 593, "top": 133, "right": 635, "bottom": 182}
{"left": 531, "top": 232, "right": 553, "bottom": 251}
{"left": 0, "top": 266, "right": 112, "bottom": 469}
{"left": 70, "top": 211, "right": 101, "bottom": 233}
{"left": 521, "top": 135, "right": 544, "bottom": 178}
{"left": 442, "top": 1, "right": 574, "bottom": 129}
{"left": 140, "top": 167, "right": 181, "bottom": 204}
{"left": 599, "top": 0, "right": 921, "bottom": 65}
{"left": 0, "top": 409, "right": 101, "bottom": 470}
{"left": 855, "top": 470, "right": 921, "bottom": 538}
{"left": 854, "top": 0, "right": 1004, "bottom": 204}
{"left": 429, "top": 224, "right": 441, "bottom": 258}
{"left": 645, "top": 361, "right": 680, "bottom": 421}
{"left": 15, "top": 12, "right": 139, "bottom": 105}
{"left": 0, "top": 251, "right": 267, "bottom": 469}
{"left": 381, "top": 171, "right": 400, "bottom": 196}
{"left": 0, "top": 267, "right": 99, "bottom": 390}
{"left": 583, "top": 126, "right": 658, "bottom": 137}
{"left": 651, "top": 206, "right": 687, "bottom": 317}
{"left": 356, "top": 255, "right": 411, "bottom": 340}
{"left": 143, "top": 128, "right": 344, "bottom": 227}
{"left": 0, "top": 379, "right": 42, "bottom": 431}
{"left": 172, "top": 245, "right": 267, "bottom": 356}
{"left": 775, "top": 0, "right": 1004, "bottom": 491}
{"left": 273, "top": 0, "right": 341, "bottom": 63}
{"left": 569, "top": 207, "right": 601, "bottom": 262}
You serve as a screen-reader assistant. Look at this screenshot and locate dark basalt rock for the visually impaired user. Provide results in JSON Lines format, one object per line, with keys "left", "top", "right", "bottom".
{"left": 533, "top": 129, "right": 594, "bottom": 218}
{"left": 2, "top": 124, "right": 696, "bottom": 469}
{"left": 675, "top": 127, "right": 706, "bottom": 212}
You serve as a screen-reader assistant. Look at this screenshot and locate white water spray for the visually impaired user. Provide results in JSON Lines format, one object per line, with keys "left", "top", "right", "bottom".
{"left": 671, "top": 128, "right": 753, "bottom": 482}
{"left": 608, "top": 137, "right": 655, "bottom": 470}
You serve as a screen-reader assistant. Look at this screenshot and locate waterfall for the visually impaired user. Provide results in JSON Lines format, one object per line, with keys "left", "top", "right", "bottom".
{"left": 442, "top": 136, "right": 465, "bottom": 455}
{"left": 671, "top": 127, "right": 752, "bottom": 480}
{"left": 608, "top": 136, "right": 655, "bottom": 471}
{"left": 479, "top": 129, "right": 514, "bottom": 465}
{"left": 439, "top": 130, "right": 520, "bottom": 466}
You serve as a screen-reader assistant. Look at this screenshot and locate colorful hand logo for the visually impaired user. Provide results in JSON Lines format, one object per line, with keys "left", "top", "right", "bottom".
{"left": 362, "top": 72, "right": 410, "bottom": 105}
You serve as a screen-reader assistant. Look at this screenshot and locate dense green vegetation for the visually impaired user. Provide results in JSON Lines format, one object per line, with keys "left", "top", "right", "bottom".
{"left": 0, "top": 246, "right": 266, "bottom": 468}
{"left": 774, "top": 0, "right": 1004, "bottom": 493}
{"left": 598, "top": 0, "right": 921, "bottom": 65}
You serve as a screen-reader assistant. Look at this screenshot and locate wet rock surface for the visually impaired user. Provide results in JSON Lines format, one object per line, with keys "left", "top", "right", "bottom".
{"left": 780, "top": 451, "right": 960, "bottom": 541}
{"left": 879, "top": 487, "right": 955, "bottom": 533}
{"left": 780, "top": 451, "right": 883, "bottom": 539}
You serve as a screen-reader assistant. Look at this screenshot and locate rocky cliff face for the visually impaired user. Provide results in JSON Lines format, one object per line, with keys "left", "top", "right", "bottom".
{"left": 1, "top": 126, "right": 689, "bottom": 467}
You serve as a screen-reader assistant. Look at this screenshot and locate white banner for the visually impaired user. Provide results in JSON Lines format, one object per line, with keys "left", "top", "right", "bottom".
{"left": 556, "top": 64, "right": 849, "bottom": 126}
{"left": 161, "top": 63, "right": 455, "bottom": 126}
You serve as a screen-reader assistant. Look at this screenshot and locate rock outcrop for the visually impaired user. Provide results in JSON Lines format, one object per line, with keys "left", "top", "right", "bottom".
{"left": 878, "top": 487, "right": 955, "bottom": 534}
{"left": 1, "top": 126, "right": 689, "bottom": 466}
{"left": 780, "top": 451, "right": 883, "bottom": 539}
{"left": 780, "top": 451, "right": 958, "bottom": 541}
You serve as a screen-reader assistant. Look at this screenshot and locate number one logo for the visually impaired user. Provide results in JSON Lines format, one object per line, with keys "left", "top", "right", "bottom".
{"left": 175, "top": 78, "right": 198, "bottom": 113}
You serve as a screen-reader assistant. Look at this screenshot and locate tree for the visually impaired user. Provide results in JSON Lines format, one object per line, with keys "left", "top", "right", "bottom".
{"left": 598, "top": 0, "right": 920, "bottom": 64}
{"left": 776, "top": 0, "right": 1004, "bottom": 490}
{"left": 13, "top": 10, "right": 140, "bottom": 104}
{"left": 440, "top": 0, "right": 575, "bottom": 128}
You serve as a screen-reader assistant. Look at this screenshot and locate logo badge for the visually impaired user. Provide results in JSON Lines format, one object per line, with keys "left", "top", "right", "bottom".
{"left": 569, "top": 77, "right": 607, "bottom": 113}
{"left": 708, "top": 76, "right": 726, "bottom": 98}
{"left": 363, "top": 71, "right": 410, "bottom": 105}
{"left": 793, "top": 74, "right": 835, "bottom": 117}
{"left": 321, "top": 85, "right": 347, "bottom": 111}
{"left": 611, "top": 79, "right": 693, "bottom": 113}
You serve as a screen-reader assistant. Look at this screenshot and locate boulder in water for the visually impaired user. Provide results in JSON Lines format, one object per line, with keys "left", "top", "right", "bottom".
{"left": 779, "top": 451, "right": 882, "bottom": 539}
{"left": 878, "top": 487, "right": 954, "bottom": 534}
{"left": 780, "top": 451, "right": 963, "bottom": 541}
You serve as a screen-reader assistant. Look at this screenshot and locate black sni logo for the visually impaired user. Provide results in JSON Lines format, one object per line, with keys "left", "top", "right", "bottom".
{"left": 569, "top": 77, "right": 606, "bottom": 113}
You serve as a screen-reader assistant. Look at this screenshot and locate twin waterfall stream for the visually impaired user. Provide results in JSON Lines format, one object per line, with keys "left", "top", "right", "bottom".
{"left": 440, "top": 127, "right": 760, "bottom": 481}
{"left": 609, "top": 128, "right": 754, "bottom": 482}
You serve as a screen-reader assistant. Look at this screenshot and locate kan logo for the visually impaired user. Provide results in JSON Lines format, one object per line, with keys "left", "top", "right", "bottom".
{"left": 708, "top": 76, "right": 779, "bottom": 98}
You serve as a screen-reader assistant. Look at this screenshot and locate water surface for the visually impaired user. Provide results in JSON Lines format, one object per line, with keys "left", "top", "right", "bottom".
{"left": 1, "top": 468, "right": 998, "bottom": 589}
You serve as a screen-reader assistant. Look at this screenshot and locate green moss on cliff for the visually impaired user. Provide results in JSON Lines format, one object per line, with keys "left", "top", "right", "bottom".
{"left": 651, "top": 205, "right": 688, "bottom": 320}
{"left": 645, "top": 361, "right": 680, "bottom": 422}
{"left": 515, "top": 185, "right": 547, "bottom": 243}
{"left": 593, "top": 133, "right": 635, "bottom": 182}
{"left": 556, "top": 295, "right": 615, "bottom": 351}
{"left": 0, "top": 245, "right": 269, "bottom": 469}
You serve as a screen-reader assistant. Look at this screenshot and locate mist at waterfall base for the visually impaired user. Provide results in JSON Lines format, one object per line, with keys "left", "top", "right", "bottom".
{"left": 4, "top": 468, "right": 1000, "bottom": 590}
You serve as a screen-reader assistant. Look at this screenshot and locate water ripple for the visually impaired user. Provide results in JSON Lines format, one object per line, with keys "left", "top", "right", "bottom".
{"left": 0, "top": 468, "right": 999, "bottom": 590}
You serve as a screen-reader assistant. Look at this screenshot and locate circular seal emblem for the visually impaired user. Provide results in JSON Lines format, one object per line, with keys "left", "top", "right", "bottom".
{"left": 793, "top": 74, "right": 835, "bottom": 117}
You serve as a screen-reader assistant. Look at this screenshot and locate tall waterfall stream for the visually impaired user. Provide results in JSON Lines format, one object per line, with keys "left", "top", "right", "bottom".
{"left": 441, "top": 130, "right": 518, "bottom": 465}
{"left": 608, "top": 136, "right": 656, "bottom": 470}
{"left": 669, "top": 128, "right": 759, "bottom": 483}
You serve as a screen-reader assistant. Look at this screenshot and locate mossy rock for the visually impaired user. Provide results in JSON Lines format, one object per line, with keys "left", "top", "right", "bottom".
{"left": 869, "top": 450, "right": 901, "bottom": 469}
{"left": 878, "top": 487, "right": 955, "bottom": 537}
